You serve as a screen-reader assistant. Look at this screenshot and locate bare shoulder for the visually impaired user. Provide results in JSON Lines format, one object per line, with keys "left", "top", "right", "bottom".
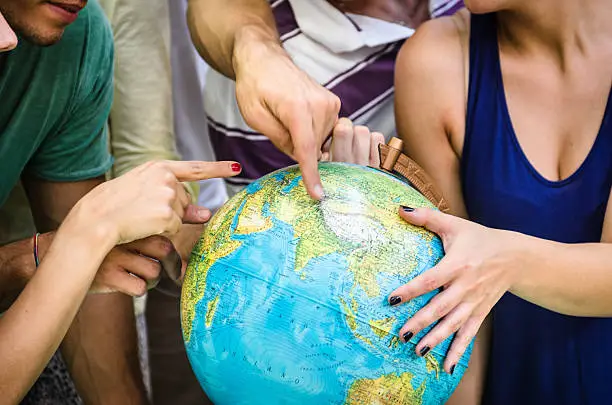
{"left": 395, "top": 9, "right": 470, "bottom": 143}
{"left": 394, "top": 10, "right": 471, "bottom": 215}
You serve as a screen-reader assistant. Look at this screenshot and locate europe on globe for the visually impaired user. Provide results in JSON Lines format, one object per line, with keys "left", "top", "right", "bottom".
{"left": 181, "top": 162, "right": 472, "bottom": 404}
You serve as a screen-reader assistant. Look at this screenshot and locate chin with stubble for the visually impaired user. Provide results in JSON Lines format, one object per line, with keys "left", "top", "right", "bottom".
{"left": 0, "top": 0, "right": 86, "bottom": 46}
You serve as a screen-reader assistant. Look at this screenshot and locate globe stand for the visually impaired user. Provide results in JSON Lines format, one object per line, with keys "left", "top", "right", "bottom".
{"left": 376, "top": 137, "right": 450, "bottom": 213}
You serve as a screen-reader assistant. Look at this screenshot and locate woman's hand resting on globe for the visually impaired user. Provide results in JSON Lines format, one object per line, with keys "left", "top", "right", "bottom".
{"left": 321, "top": 117, "right": 385, "bottom": 166}
{"left": 62, "top": 160, "right": 241, "bottom": 295}
{"left": 388, "top": 207, "right": 530, "bottom": 374}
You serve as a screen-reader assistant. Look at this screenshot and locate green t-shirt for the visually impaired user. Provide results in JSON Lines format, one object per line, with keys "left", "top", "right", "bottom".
{"left": 0, "top": 0, "right": 114, "bottom": 207}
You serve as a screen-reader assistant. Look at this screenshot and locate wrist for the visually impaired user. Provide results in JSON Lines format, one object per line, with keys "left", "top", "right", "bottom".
{"left": 60, "top": 204, "right": 118, "bottom": 256}
{"left": 232, "top": 24, "right": 286, "bottom": 79}
{"left": 505, "top": 230, "right": 546, "bottom": 291}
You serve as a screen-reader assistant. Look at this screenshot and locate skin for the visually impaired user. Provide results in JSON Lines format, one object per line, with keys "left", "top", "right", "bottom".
{"left": 0, "top": 9, "right": 16, "bottom": 50}
{"left": 0, "top": 4, "right": 220, "bottom": 402}
{"left": 0, "top": 0, "right": 86, "bottom": 46}
{"left": 186, "top": 0, "right": 432, "bottom": 200}
{"left": 389, "top": 0, "right": 612, "bottom": 401}
{"left": 0, "top": 160, "right": 240, "bottom": 404}
{"left": 322, "top": 117, "right": 385, "bottom": 167}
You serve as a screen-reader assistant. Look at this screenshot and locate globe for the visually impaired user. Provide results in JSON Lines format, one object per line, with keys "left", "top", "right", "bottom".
{"left": 181, "top": 162, "right": 472, "bottom": 405}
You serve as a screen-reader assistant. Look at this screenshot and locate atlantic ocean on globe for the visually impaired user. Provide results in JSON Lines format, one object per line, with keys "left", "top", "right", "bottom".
{"left": 181, "top": 162, "right": 472, "bottom": 405}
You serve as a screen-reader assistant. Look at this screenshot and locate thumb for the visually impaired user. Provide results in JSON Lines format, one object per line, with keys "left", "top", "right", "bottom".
{"left": 398, "top": 206, "right": 458, "bottom": 238}
{"left": 183, "top": 205, "right": 212, "bottom": 224}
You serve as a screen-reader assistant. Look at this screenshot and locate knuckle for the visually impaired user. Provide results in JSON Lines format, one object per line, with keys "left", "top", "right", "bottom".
{"left": 149, "top": 160, "right": 165, "bottom": 171}
{"left": 133, "top": 281, "right": 147, "bottom": 297}
{"left": 413, "top": 317, "right": 430, "bottom": 332}
{"left": 433, "top": 302, "right": 450, "bottom": 319}
{"left": 160, "top": 206, "right": 175, "bottom": 222}
{"left": 189, "top": 161, "right": 204, "bottom": 175}
{"left": 145, "top": 260, "right": 162, "bottom": 280}
{"left": 163, "top": 186, "right": 177, "bottom": 202}
{"left": 333, "top": 124, "right": 351, "bottom": 140}
{"left": 163, "top": 170, "right": 176, "bottom": 184}
{"left": 328, "top": 94, "right": 341, "bottom": 112}
{"left": 421, "top": 275, "right": 439, "bottom": 292}
{"left": 354, "top": 125, "right": 371, "bottom": 138}
{"left": 447, "top": 317, "right": 464, "bottom": 333}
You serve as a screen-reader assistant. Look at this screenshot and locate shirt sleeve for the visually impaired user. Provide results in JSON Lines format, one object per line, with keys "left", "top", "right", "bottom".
{"left": 26, "top": 11, "right": 114, "bottom": 182}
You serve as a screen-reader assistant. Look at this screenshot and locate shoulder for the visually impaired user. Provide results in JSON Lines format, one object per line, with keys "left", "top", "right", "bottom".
{"left": 394, "top": 10, "right": 470, "bottom": 149}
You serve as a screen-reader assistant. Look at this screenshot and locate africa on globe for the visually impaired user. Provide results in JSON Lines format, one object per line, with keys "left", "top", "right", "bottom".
{"left": 181, "top": 162, "right": 472, "bottom": 404}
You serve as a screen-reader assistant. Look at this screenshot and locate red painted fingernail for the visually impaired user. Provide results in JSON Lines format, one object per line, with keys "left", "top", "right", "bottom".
{"left": 231, "top": 163, "right": 242, "bottom": 172}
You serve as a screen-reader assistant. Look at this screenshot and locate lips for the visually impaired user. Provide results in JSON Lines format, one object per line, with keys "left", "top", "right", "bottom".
{"left": 47, "top": 2, "right": 84, "bottom": 14}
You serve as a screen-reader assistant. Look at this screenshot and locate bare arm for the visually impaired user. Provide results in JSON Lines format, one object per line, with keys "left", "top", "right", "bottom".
{"left": 187, "top": 0, "right": 278, "bottom": 79}
{"left": 0, "top": 218, "right": 115, "bottom": 404}
{"left": 186, "top": 0, "right": 340, "bottom": 200}
{"left": 394, "top": 12, "right": 487, "bottom": 404}
{"left": 0, "top": 160, "right": 237, "bottom": 403}
{"left": 393, "top": 11, "right": 612, "bottom": 400}
{"left": 22, "top": 176, "right": 148, "bottom": 404}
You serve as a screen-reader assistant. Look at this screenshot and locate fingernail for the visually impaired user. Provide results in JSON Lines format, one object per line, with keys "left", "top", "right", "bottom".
{"left": 231, "top": 163, "right": 242, "bottom": 172}
{"left": 389, "top": 296, "right": 401, "bottom": 306}
{"left": 314, "top": 184, "right": 325, "bottom": 199}
{"left": 450, "top": 364, "right": 456, "bottom": 375}
{"left": 401, "top": 205, "right": 415, "bottom": 212}
{"left": 419, "top": 346, "right": 430, "bottom": 356}
{"left": 402, "top": 331, "right": 413, "bottom": 342}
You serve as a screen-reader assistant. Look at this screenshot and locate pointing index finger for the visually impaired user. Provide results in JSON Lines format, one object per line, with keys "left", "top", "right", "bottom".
{"left": 163, "top": 160, "right": 242, "bottom": 182}
{"left": 289, "top": 115, "right": 325, "bottom": 200}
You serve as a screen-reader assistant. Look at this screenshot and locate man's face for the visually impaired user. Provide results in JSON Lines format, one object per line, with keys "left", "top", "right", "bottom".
{"left": 0, "top": 0, "right": 87, "bottom": 46}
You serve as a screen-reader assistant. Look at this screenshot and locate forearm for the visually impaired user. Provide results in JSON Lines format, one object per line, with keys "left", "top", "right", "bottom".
{"left": 186, "top": 0, "right": 280, "bottom": 78}
{"left": 23, "top": 176, "right": 147, "bottom": 403}
{"left": 0, "top": 224, "right": 112, "bottom": 403}
{"left": 511, "top": 237, "right": 612, "bottom": 316}
{"left": 61, "top": 294, "right": 147, "bottom": 405}
{"left": 0, "top": 233, "right": 53, "bottom": 311}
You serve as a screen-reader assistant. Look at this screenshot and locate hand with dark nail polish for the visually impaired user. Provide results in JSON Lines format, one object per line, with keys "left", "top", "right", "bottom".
{"left": 419, "top": 346, "right": 430, "bottom": 357}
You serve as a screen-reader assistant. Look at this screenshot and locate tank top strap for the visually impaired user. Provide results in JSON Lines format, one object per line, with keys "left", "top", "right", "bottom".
{"left": 463, "top": 13, "right": 502, "bottom": 162}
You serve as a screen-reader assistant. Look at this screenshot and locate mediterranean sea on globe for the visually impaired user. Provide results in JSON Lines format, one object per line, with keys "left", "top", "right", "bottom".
{"left": 181, "top": 162, "right": 473, "bottom": 405}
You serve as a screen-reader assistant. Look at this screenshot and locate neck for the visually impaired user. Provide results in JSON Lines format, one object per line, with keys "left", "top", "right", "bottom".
{"left": 498, "top": 0, "right": 612, "bottom": 65}
{"left": 327, "top": 0, "right": 430, "bottom": 28}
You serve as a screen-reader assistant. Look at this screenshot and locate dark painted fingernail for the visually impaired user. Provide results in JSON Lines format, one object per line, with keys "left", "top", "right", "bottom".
{"left": 231, "top": 163, "right": 242, "bottom": 172}
{"left": 450, "top": 364, "right": 456, "bottom": 375}
{"left": 401, "top": 205, "right": 415, "bottom": 212}
{"left": 419, "top": 346, "right": 430, "bottom": 356}
{"left": 389, "top": 296, "right": 401, "bottom": 306}
{"left": 402, "top": 331, "right": 413, "bottom": 342}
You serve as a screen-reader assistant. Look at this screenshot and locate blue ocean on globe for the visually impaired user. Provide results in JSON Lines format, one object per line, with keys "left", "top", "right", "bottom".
{"left": 181, "top": 163, "right": 473, "bottom": 404}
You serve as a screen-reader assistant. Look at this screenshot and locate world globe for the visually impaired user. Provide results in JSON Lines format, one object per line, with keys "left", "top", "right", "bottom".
{"left": 181, "top": 162, "right": 472, "bottom": 405}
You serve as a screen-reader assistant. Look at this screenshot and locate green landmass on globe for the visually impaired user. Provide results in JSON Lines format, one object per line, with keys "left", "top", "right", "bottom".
{"left": 181, "top": 162, "right": 472, "bottom": 405}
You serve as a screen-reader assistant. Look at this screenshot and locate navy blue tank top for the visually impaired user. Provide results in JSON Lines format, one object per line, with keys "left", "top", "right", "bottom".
{"left": 462, "top": 13, "right": 612, "bottom": 405}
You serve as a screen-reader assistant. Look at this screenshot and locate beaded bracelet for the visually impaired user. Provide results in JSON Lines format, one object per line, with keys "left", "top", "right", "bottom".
{"left": 32, "top": 232, "right": 40, "bottom": 268}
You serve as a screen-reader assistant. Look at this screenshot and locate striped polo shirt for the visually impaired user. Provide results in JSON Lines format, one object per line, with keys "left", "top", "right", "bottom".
{"left": 204, "top": 0, "right": 463, "bottom": 195}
